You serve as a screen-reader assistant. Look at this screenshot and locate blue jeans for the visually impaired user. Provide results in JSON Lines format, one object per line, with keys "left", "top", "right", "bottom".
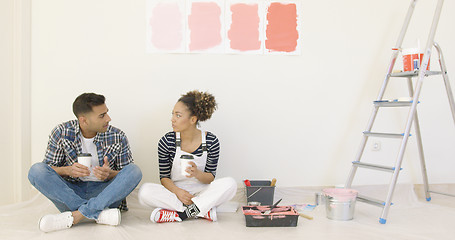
{"left": 28, "top": 162, "right": 142, "bottom": 220}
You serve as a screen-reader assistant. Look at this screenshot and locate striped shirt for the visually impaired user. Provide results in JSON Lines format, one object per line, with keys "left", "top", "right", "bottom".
{"left": 158, "top": 131, "right": 220, "bottom": 179}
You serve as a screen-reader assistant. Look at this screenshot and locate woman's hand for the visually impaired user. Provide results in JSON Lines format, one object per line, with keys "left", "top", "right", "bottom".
{"left": 185, "top": 162, "right": 215, "bottom": 184}
{"left": 185, "top": 161, "right": 200, "bottom": 178}
{"left": 174, "top": 188, "right": 194, "bottom": 205}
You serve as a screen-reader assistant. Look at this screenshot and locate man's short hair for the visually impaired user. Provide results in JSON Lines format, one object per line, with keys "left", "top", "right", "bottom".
{"left": 72, "top": 93, "right": 105, "bottom": 117}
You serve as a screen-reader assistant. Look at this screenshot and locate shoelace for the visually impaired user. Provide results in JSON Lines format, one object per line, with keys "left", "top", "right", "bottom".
{"left": 159, "top": 210, "right": 178, "bottom": 222}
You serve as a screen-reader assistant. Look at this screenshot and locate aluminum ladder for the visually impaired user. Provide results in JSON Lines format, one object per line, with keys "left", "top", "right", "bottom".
{"left": 345, "top": 0, "right": 455, "bottom": 224}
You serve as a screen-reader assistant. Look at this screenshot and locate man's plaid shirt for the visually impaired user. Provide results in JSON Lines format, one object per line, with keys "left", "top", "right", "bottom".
{"left": 43, "top": 119, "right": 134, "bottom": 211}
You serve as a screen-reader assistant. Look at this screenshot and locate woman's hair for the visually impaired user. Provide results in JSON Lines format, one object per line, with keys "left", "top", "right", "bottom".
{"left": 178, "top": 90, "right": 217, "bottom": 122}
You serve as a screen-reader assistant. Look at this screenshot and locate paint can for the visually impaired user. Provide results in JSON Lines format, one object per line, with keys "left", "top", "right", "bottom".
{"left": 402, "top": 48, "right": 430, "bottom": 72}
{"left": 247, "top": 201, "right": 261, "bottom": 206}
{"left": 322, "top": 188, "right": 358, "bottom": 221}
{"left": 402, "top": 48, "right": 419, "bottom": 72}
{"left": 419, "top": 53, "right": 430, "bottom": 70}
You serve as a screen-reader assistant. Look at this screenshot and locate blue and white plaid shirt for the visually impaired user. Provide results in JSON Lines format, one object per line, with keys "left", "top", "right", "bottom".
{"left": 43, "top": 120, "right": 134, "bottom": 210}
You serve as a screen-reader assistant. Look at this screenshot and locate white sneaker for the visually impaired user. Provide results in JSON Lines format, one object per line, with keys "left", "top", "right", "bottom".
{"left": 39, "top": 211, "right": 73, "bottom": 232}
{"left": 96, "top": 208, "right": 121, "bottom": 226}
{"left": 196, "top": 207, "right": 217, "bottom": 222}
{"left": 150, "top": 208, "right": 182, "bottom": 223}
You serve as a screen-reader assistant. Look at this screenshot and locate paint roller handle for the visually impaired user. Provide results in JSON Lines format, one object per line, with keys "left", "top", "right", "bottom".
{"left": 270, "top": 178, "right": 277, "bottom": 187}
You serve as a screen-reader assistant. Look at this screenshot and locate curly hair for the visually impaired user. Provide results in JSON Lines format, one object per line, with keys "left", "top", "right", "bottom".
{"left": 178, "top": 90, "right": 217, "bottom": 122}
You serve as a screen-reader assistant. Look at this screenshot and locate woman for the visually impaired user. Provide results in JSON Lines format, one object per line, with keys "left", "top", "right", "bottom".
{"left": 138, "top": 90, "right": 237, "bottom": 223}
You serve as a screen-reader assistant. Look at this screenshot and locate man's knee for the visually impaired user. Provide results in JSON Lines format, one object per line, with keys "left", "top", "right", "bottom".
{"left": 121, "top": 164, "right": 142, "bottom": 183}
{"left": 28, "top": 162, "right": 50, "bottom": 184}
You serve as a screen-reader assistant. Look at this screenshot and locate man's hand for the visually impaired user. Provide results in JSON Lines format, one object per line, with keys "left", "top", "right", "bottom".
{"left": 93, "top": 156, "right": 111, "bottom": 181}
{"left": 174, "top": 188, "right": 194, "bottom": 205}
{"left": 67, "top": 163, "right": 90, "bottom": 178}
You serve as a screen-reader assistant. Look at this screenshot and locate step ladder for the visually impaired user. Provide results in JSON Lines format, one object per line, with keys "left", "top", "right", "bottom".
{"left": 345, "top": 0, "right": 455, "bottom": 224}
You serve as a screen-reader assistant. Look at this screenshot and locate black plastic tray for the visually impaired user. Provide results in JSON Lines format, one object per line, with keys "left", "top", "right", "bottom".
{"left": 242, "top": 206, "right": 299, "bottom": 227}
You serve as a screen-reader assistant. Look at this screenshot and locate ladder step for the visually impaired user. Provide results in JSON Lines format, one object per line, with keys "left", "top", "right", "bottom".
{"left": 357, "top": 194, "right": 391, "bottom": 208}
{"left": 363, "top": 131, "right": 410, "bottom": 138}
{"left": 352, "top": 161, "right": 400, "bottom": 173}
{"left": 373, "top": 100, "right": 415, "bottom": 107}
{"left": 389, "top": 70, "right": 443, "bottom": 78}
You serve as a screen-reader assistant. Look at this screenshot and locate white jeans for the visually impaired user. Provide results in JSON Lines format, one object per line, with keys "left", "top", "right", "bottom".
{"left": 138, "top": 177, "right": 237, "bottom": 215}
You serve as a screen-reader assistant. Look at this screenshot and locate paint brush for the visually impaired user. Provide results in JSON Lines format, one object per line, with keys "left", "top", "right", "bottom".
{"left": 299, "top": 213, "right": 314, "bottom": 220}
{"left": 263, "top": 198, "right": 282, "bottom": 215}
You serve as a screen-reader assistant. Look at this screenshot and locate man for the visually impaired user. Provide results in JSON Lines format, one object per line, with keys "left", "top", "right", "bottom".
{"left": 28, "top": 93, "right": 142, "bottom": 232}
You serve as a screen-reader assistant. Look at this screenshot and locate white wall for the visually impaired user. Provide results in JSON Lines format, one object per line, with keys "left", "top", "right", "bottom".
{"left": 30, "top": 0, "right": 455, "bottom": 188}
{"left": 0, "top": 0, "right": 15, "bottom": 205}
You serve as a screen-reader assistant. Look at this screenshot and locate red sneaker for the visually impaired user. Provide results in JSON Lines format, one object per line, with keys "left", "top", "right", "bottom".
{"left": 150, "top": 208, "right": 182, "bottom": 223}
{"left": 198, "top": 207, "right": 217, "bottom": 222}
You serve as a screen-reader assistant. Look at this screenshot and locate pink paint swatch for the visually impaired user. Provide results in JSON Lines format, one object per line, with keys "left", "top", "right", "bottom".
{"left": 228, "top": 3, "right": 261, "bottom": 51}
{"left": 188, "top": 2, "right": 222, "bottom": 51}
{"left": 265, "top": 3, "right": 299, "bottom": 52}
{"left": 149, "top": 3, "right": 183, "bottom": 50}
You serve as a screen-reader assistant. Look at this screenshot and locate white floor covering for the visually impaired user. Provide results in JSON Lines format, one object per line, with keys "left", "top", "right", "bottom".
{"left": 1, "top": 184, "right": 454, "bottom": 240}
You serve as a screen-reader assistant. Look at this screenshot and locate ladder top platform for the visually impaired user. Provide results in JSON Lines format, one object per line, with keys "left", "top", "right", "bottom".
{"left": 390, "top": 70, "right": 443, "bottom": 78}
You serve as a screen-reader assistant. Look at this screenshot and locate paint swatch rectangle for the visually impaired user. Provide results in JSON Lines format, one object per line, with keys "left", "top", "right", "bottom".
{"left": 265, "top": 1, "right": 302, "bottom": 55}
{"left": 226, "top": 0, "right": 265, "bottom": 54}
{"left": 146, "top": 0, "right": 186, "bottom": 53}
{"left": 187, "top": 0, "right": 225, "bottom": 53}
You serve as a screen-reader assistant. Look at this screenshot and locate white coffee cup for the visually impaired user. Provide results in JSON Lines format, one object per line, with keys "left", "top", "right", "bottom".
{"left": 77, "top": 153, "right": 92, "bottom": 169}
{"left": 180, "top": 155, "right": 195, "bottom": 177}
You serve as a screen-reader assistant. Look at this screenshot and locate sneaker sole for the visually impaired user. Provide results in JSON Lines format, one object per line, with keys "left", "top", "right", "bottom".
{"left": 96, "top": 209, "right": 121, "bottom": 226}
{"left": 210, "top": 209, "right": 217, "bottom": 222}
{"left": 150, "top": 208, "right": 162, "bottom": 223}
{"left": 115, "top": 209, "right": 121, "bottom": 225}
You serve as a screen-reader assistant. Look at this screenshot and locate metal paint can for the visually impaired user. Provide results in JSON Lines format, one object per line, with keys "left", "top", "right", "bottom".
{"left": 247, "top": 201, "right": 261, "bottom": 206}
{"left": 315, "top": 192, "right": 323, "bottom": 205}
{"left": 322, "top": 188, "right": 358, "bottom": 221}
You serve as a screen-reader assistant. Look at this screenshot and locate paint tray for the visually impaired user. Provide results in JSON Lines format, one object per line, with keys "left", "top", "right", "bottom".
{"left": 246, "top": 180, "right": 275, "bottom": 205}
{"left": 242, "top": 206, "right": 299, "bottom": 227}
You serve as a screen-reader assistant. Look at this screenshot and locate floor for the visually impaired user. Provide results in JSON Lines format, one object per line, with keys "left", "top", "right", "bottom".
{"left": 1, "top": 184, "right": 454, "bottom": 240}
